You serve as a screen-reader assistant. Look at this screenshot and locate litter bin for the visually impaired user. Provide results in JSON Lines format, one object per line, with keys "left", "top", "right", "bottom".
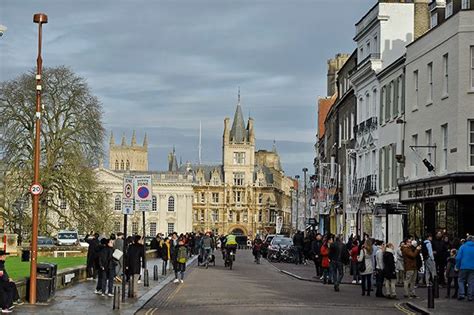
{"left": 26, "top": 263, "right": 58, "bottom": 302}
{"left": 21, "top": 249, "right": 30, "bottom": 262}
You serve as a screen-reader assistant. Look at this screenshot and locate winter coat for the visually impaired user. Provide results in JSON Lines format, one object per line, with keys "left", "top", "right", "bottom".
{"left": 0, "top": 261, "right": 10, "bottom": 282}
{"left": 402, "top": 245, "right": 420, "bottom": 271}
{"left": 455, "top": 240, "right": 474, "bottom": 270}
{"left": 293, "top": 233, "right": 304, "bottom": 248}
{"left": 86, "top": 237, "right": 99, "bottom": 262}
{"left": 320, "top": 244, "right": 330, "bottom": 268}
{"left": 383, "top": 248, "right": 396, "bottom": 280}
{"left": 432, "top": 238, "right": 448, "bottom": 264}
{"left": 127, "top": 243, "right": 145, "bottom": 275}
{"left": 350, "top": 246, "right": 359, "bottom": 263}
{"left": 358, "top": 248, "right": 374, "bottom": 275}
{"left": 169, "top": 239, "right": 179, "bottom": 262}
{"left": 395, "top": 247, "right": 404, "bottom": 271}
{"left": 311, "top": 240, "right": 322, "bottom": 261}
{"left": 446, "top": 257, "right": 458, "bottom": 278}
{"left": 98, "top": 246, "right": 114, "bottom": 271}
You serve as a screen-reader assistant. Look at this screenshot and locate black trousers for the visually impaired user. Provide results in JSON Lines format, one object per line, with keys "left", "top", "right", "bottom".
{"left": 0, "top": 281, "right": 18, "bottom": 309}
{"left": 314, "top": 258, "right": 322, "bottom": 277}
{"left": 375, "top": 270, "right": 385, "bottom": 296}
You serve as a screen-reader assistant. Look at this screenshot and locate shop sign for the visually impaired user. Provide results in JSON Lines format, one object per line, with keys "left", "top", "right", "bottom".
{"left": 401, "top": 183, "right": 450, "bottom": 201}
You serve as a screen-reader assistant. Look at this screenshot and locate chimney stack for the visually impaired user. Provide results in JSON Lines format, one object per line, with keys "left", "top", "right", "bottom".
{"left": 414, "top": 0, "right": 431, "bottom": 40}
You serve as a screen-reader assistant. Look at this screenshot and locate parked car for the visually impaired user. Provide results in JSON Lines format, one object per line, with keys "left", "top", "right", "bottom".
{"left": 261, "top": 234, "right": 284, "bottom": 258}
{"left": 56, "top": 230, "right": 79, "bottom": 246}
{"left": 37, "top": 236, "right": 55, "bottom": 248}
{"left": 267, "top": 237, "right": 296, "bottom": 263}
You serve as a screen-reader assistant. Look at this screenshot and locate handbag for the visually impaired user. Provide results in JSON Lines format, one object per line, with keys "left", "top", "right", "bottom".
{"left": 357, "top": 249, "right": 366, "bottom": 273}
{"left": 112, "top": 248, "right": 123, "bottom": 261}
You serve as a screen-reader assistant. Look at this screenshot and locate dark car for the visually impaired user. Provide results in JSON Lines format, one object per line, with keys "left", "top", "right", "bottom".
{"left": 261, "top": 234, "right": 284, "bottom": 258}
{"left": 37, "top": 236, "right": 55, "bottom": 248}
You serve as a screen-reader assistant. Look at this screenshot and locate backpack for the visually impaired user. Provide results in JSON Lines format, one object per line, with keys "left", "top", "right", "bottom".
{"left": 341, "top": 247, "right": 350, "bottom": 265}
{"left": 421, "top": 241, "right": 429, "bottom": 261}
{"left": 177, "top": 246, "right": 187, "bottom": 264}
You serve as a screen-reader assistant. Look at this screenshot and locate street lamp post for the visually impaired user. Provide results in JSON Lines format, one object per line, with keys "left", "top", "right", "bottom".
{"left": 289, "top": 187, "right": 294, "bottom": 236}
{"left": 295, "top": 175, "right": 300, "bottom": 231}
{"left": 302, "top": 168, "right": 308, "bottom": 231}
{"left": 29, "top": 12, "right": 47, "bottom": 305}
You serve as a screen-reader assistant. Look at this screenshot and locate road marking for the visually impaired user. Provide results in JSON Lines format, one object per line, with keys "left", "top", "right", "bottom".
{"left": 395, "top": 302, "right": 417, "bottom": 315}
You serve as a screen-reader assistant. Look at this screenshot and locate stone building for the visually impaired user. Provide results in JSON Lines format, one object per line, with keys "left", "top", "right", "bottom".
{"left": 109, "top": 131, "right": 148, "bottom": 172}
{"left": 188, "top": 98, "right": 294, "bottom": 237}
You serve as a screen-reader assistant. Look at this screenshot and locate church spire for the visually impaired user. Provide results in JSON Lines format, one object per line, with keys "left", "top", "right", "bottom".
{"left": 238, "top": 86, "right": 241, "bottom": 105}
{"left": 230, "top": 88, "right": 246, "bottom": 143}
{"left": 143, "top": 133, "right": 148, "bottom": 147}
{"left": 121, "top": 133, "right": 126, "bottom": 146}
{"left": 109, "top": 131, "right": 115, "bottom": 146}
{"left": 131, "top": 130, "right": 137, "bottom": 146}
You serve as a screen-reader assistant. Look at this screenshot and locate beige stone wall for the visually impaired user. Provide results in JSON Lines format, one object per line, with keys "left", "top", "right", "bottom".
{"left": 109, "top": 145, "right": 148, "bottom": 172}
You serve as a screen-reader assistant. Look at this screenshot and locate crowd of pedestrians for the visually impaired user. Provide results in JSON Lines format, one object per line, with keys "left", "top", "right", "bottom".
{"left": 299, "top": 231, "right": 473, "bottom": 302}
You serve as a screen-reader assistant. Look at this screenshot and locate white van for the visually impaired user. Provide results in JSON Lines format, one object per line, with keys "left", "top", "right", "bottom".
{"left": 57, "top": 230, "right": 79, "bottom": 246}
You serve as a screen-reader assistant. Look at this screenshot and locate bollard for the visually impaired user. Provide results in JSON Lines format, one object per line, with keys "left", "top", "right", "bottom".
{"left": 162, "top": 261, "right": 166, "bottom": 276}
{"left": 433, "top": 276, "right": 439, "bottom": 299}
{"left": 153, "top": 265, "right": 158, "bottom": 281}
{"left": 128, "top": 276, "right": 134, "bottom": 298}
{"left": 113, "top": 286, "right": 121, "bottom": 310}
{"left": 427, "top": 285, "right": 434, "bottom": 309}
{"left": 144, "top": 269, "right": 150, "bottom": 287}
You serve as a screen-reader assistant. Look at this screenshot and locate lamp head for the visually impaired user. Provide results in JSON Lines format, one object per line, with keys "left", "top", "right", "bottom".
{"left": 0, "top": 24, "right": 7, "bottom": 37}
{"left": 302, "top": 168, "right": 308, "bottom": 172}
{"left": 33, "top": 13, "right": 48, "bottom": 24}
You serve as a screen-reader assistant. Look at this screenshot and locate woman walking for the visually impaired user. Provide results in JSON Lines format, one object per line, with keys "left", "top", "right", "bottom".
{"left": 358, "top": 239, "right": 374, "bottom": 296}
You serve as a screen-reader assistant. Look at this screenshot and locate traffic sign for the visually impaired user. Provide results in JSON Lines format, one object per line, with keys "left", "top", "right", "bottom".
{"left": 122, "top": 176, "right": 134, "bottom": 215}
{"left": 30, "top": 184, "right": 43, "bottom": 195}
{"left": 133, "top": 175, "right": 152, "bottom": 212}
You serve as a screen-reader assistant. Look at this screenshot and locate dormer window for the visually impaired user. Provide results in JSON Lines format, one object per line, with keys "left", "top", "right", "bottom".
{"left": 430, "top": 12, "right": 438, "bottom": 28}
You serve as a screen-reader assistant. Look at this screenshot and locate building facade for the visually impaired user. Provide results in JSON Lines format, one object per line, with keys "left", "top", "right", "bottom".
{"left": 400, "top": 0, "right": 474, "bottom": 238}
{"left": 189, "top": 101, "right": 294, "bottom": 237}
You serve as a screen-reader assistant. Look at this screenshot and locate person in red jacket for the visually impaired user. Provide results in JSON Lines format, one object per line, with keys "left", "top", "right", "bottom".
{"left": 321, "top": 240, "right": 330, "bottom": 284}
{"left": 350, "top": 240, "right": 361, "bottom": 284}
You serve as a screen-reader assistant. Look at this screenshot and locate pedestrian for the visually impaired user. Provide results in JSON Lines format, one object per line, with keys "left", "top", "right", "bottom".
{"left": 98, "top": 238, "right": 115, "bottom": 297}
{"left": 170, "top": 233, "right": 179, "bottom": 280}
{"left": 328, "top": 235, "right": 345, "bottom": 292}
{"left": 422, "top": 234, "right": 437, "bottom": 286}
{"left": 150, "top": 233, "right": 160, "bottom": 257}
{"left": 311, "top": 233, "right": 323, "bottom": 278}
{"left": 402, "top": 239, "right": 422, "bottom": 298}
{"left": 395, "top": 241, "right": 405, "bottom": 286}
{"left": 375, "top": 241, "right": 386, "bottom": 298}
{"left": 383, "top": 243, "right": 397, "bottom": 299}
{"left": 358, "top": 239, "right": 374, "bottom": 296}
{"left": 161, "top": 237, "right": 170, "bottom": 275}
{"left": 432, "top": 231, "right": 448, "bottom": 286}
{"left": 94, "top": 238, "right": 108, "bottom": 295}
{"left": 173, "top": 238, "right": 187, "bottom": 283}
{"left": 85, "top": 232, "right": 100, "bottom": 280}
{"left": 113, "top": 232, "right": 124, "bottom": 281}
{"left": 350, "top": 240, "right": 361, "bottom": 284}
{"left": 455, "top": 235, "right": 474, "bottom": 301}
{"left": 0, "top": 250, "right": 22, "bottom": 313}
{"left": 253, "top": 236, "right": 263, "bottom": 264}
{"left": 126, "top": 235, "right": 145, "bottom": 298}
{"left": 293, "top": 231, "right": 304, "bottom": 265}
{"left": 320, "top": 239, "right": 330, "bottom": 284}
{"left": 445, "top": 248, "right": 458, "bottom": 298}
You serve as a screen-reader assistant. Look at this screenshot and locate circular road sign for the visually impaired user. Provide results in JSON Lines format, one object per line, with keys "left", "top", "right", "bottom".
{"left": 124, "top": 183, "right": 133, "bottom": 199}
{"left": 30, "top": 184, "right": 43, "bottom": 195}
{"left": 137, "top": 186, "right": 149, "bottom": 199}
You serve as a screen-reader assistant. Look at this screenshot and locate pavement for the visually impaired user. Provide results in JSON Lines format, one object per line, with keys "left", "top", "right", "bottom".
{"left": 269, "top": 259, "right": 474, "bottom": 315}
{"left": 15, "top": 256, "right": 196, "bottom": 315}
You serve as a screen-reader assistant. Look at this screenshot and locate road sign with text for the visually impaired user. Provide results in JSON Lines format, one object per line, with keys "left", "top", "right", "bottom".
{"left": 133, "top": 175, "right": 152, "bottom": 212}
{"left": 122, "top": 176, "right": 134, "bottom": 215}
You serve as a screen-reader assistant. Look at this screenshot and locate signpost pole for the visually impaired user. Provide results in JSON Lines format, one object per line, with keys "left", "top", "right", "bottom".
{"left": 121, "top": 214, "right": 127, "bottom": 301}
{"left": 142, "top": 211, "right": 147, "bottom": 269}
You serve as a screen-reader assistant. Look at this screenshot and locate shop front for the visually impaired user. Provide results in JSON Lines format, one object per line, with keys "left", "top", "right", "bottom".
{"left": 399, "top": 174, "right": 474, "bottom": 239}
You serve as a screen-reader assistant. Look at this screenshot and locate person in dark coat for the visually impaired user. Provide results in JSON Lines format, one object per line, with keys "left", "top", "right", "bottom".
{"left": 85, "top": 232, "right": 100, "bottom": 279}
{"left": 383, "top": 243, "right": 397, "bottom": 299}
{"left": 432, "top": 231, "right": 448, "bottom": 285}
{"left": 150, "top": 234, "right": 160, "bottom": 258}
{"left": 293, "top": 231, "right": 304, "bottom": 265}
{"left": 169, "top": 233, "right": 179, "bottom": 277}
{"left": 98, "top": 239, "right": 115, "bottom": 296}
{"left": 94, "top": 238, "right": 107, "bottom": 295}
{"left": 126, "top": 235, "right": 145, "bottom": 298}
{"left": 311, "top": 233, "right": 323, "bottom": 278}
{"left": 0, "top": 250, "right": 21, "bottom": 312}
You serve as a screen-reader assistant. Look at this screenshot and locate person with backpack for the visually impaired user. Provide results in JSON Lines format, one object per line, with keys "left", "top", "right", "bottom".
{"left": 383, "top": 243, "right": 397, "bottom": 299}
{"left": 402, "top": 239, "right": 422, "bottom": 298}
{"left": 422, "top": 234, "right": 437, "bottom": 286}
{"left": 445, "top": 248, "right": 459, "bottom": 298}
{"left": 328, "top": 235, "right": 346, "bottom": 292}
{"left": 173, "top": 238, "right": 187, "bottom": 283}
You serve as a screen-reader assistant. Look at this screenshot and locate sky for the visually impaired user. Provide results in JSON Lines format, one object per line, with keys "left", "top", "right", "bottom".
{"left": 0, "top": 0, "right": 374, "bottom": 177}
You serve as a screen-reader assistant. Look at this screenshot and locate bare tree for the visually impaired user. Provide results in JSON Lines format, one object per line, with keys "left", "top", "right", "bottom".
{"left": 0, "top": 66, "right": 109, "bottom": 236}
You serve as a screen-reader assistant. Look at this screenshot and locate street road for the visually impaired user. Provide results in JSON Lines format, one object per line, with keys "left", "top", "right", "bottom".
{"left": 137, "top": 250, "right": 406, "bottom": 315}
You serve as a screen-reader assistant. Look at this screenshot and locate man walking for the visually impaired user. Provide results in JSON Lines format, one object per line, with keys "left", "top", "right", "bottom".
{"left": 422, "top": 234, "right": 436, "bottom": 286}
{"left": 293, "top": 231, "right": 304, "bottom": 265}
{"left": 328, "top": 235, "right": 345, "bottom": 292}
{"left": 432, "top": 231, "right": 448, "bottom": 285}
{"left": 113, "top": 232, "right": 124, "bottom": 281}
{"left": 402, "top": 238, "right": 421, "bottom": 298}
{"left": 86, "top": 232, "right": 100, "bottom": 280}
{"left": 455, "top": 235, "right": 474, "bottom": 301}
{"left": 311, "top": 233, "right": 323, "bottom": 278}
{"left": 375, "top": 241, "right": 386, "bottom": 297}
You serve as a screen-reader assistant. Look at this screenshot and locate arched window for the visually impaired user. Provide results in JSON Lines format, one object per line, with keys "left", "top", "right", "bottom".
{"left": 120, "top": 160, "right": 125, "bottom": 170}
{"left": 126, "top": 160, "right": 130, "bottom": 170}
{"left": 114, "top": 195, "right": 121, "bottom": 211}
{"left": 168, "top": 196, "right": 175, "bottom": 212}
{"left": 152, "top": 195, "right": 157, "bottom": 211}
{"left": 115, "top": 160, "right": 119, "bottom": 170}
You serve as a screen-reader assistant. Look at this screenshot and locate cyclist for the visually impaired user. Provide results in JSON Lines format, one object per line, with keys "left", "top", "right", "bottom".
{"left": 225, "top": 233, "right": 238, "bottom": 262}
{"left": 253, "top": 236, "right": 263, "bottom": 264}
{"left": 201, "top": 232, "right": 213, "bottom": 264}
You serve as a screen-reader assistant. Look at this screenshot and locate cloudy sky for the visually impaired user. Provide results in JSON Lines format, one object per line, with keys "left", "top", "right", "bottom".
{"left": 1, "top": 0, "right": 373, "bottom": 176}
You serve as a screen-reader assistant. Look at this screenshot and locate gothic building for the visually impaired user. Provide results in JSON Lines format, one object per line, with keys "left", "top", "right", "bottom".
{"left": 187, "top": 98, "right": 294, "bottom": 237}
